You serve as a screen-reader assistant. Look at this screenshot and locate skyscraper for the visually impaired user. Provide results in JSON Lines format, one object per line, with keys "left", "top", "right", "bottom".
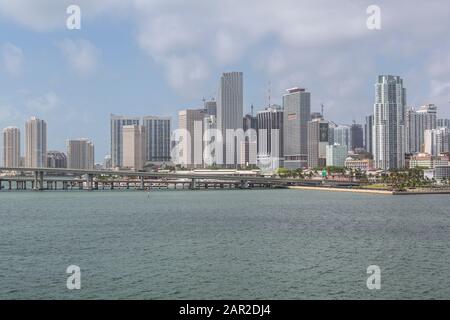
{"left": 283, "top": 87, "right": 311, "bottom": 169}
{"left": 204, "top": 98, "right": 217, "bottom": 116}
{"left": 67, "top": 139, "right": 95, "bottom": 170}
{"left": 3, "top": 126, "right": 20, "bottom": 167}
{"left": 142, "top": 116, "right": 171, "bottom": 163}
{"left": 333, "top": 125, "right": 351, "bottom": 149}
{"left": 178, "top": 109, "right": 205, "bottom": 168}
{"left": 326, "top": 144, "right": 348, "bottom": 167}
{"left": 47, "top": 151, "right": 67, "bottom": 168}
{"left": 110, "top": 114, "right": 140, "bottom": 168}
{"left": 350, "top": 123, "right": 364, "bottom": 150}
{"left": 424, "top": 128, "right": 449, "bottom": 156}
{"left": 373, "top": 75, "right": 406, "bottom": 170}
{"left": 365, "top": 115, "right": 374, "bottom": 155}
{"left": 406, "top": 104, "right": 437, "bottom": 154}
{"left": 307, "top": 118, "right": 329, "bottom": 168}
{"left": 122, "top": 125, "right": 146, "bottom": 171}
{"left": 216, "top": 72, "right": 243, "bottom": 166}
{"left": 25, "top": 117, "right": 47, "bottom": 168}
{"left": 257, "top": 105, "right": 284, "bottom": 170}
{"left": 437, "top": 118, "right": 450, "bottom": 128}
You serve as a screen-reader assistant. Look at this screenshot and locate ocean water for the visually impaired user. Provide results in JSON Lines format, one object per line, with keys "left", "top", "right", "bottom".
{"left": 0, "top": 189, "right": 449, "bottom": 299}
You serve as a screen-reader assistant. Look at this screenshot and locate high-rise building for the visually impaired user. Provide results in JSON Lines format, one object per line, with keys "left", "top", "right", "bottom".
{"left": 216, "top": 72, "right": 243, "bottom": 166}
{"left": 67, "top": 139, "right": 95, "bottom": 170}
{"left": 204, "top": 98, "right": 217, "bottom": 116}
{"left": 47, "top": 151, "right": 67, "bottom": 168}
{"left": 350, "top": 123, "right": 364, "bottom": 150}
{"left": 283, "top": 87, "right": 311, "bottom": 169}
{"left": 307, "top": 118, "right": 329, "bottom": 168}
{"left": 437, "top": 119, "right": 450, "bottom": 128}
{"left": 142, "top": 116, "right": 171, "bottom": 163}
{"left": 365, "top": 115, "right": 374, "bottom": 155}
{"left": 373, "top": 75, "right": 406, "bottom": 170}
{"left": 178, "top": 109, "right": 205, "bottom": 168}
{"left": 110, "top": 114, "right": 140, "bottom": 168}
{"left": 3, "top": 126, "right": 20, "bottom": 167}
{"left": 424, "top": 128, "right": 449, "bottom": 156}
{"left": 257, "top": 105, "right": 284, "bottom": 170}
{"left": 122, "top": 125, "right": 146, "bottom": 171}
{"left": 203, "top": 115, "right": 218, "bottom": 167}
{"left": 406, "top": 104, "right": 437, "bottom": 154}
{"left": 333, "top": 125, "right": 351, "bottom": 149}
{"left": 103, "top": 155, "right": 112, "bottom": 169}
{"left": 25, "top": 117, "right": 47, "bottom": 168}
{"left": 326, "top": 144, "right": 348, "bottom": 167}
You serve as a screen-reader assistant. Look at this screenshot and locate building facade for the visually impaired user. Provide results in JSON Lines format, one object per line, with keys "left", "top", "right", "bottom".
{"left": 283, "top": 87, "right": 311, "bottom": 169}
{"left": 373, "top": 75, "right": 406, "bottom": 170}
{"left": 216, "top": 72, "right": 243, "bottom": 166}
{"left": 365, "top": 115, "right": 374, "bottom": 155}
{"left": 67, "top": 139, "right": 95, "bottom": 170}
{"left": 257, "top": 105, "right": 284, "bottom": 170}
{"left": 25, "top": 117, "right": 47, "bottom": 168}
{"left": 326, "top": 144, "right": 348, "bottom": 167}
{"left": 47, "top": 151, "right": 67, "bottom": 168}
{"left": 110, "top": 114, "right": 140, "bottom": 168}
{"left": 122, "top": 125, "right": 146, "bottom": 171}
{"left": 307, "top": 118, "right": 329, "bottom": 168}
{"left": 178, "top": 109, "right": 205, "bottom": 168}
{"left": 142, "top": 116, "right": 171, "bottom": 163}
{"left": 3, "top": 126, "right": 20, "bottom": 167}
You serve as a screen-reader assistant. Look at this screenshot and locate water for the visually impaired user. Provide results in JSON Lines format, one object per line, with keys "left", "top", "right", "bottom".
{"left": 1, "top": 189, "right": 450, "bottom": 299}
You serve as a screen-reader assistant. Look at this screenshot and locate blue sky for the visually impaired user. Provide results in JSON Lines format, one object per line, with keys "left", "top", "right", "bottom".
{"left": 1, "top": 0, "right": 450, "bottom": 162}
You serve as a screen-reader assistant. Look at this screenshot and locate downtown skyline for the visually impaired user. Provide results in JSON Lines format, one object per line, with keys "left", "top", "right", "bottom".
{"left": 2, "top": 71, "right": 450, "bottom": 171}
{"left": 1, "top": 1, "right": 450, "bottom": 159}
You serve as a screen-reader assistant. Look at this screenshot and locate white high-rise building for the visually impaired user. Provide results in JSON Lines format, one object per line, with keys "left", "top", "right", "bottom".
{"left": 424, "top": 128, "right": 449, "bottom": 156}
{"left": 326, "top": 144, "right": 348, "bottom": 167}
{"left": 283, "top": 87, "right": 311, "bottom": 169}
{"left": 333, "top": 125, "right": 352, "bottom": 149}
{"left": 25, "top": 117, "right": 47, "bottom": 168}
{"left": 122, "top": 125, "right": 146, "bottom": 171}
{"left": 217, "top": 72, "right": 243, "bottom": 166}
{"left": 67, "top": 139, "right": 95, "bottom": 170}
{"left": 373, "top": 75, "right": 406, "bottom": 170}
{"left": 406, "top": 104, "right": 437, "bottom": 153}
{"left": 3, "top": 126, "right": 21, "bottom": 167}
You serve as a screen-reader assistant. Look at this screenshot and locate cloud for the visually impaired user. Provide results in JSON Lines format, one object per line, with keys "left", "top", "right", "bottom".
{"left": 25, "top": 92, "right": 60, "bottom": 115}
{"left": 2, "top": 43, "right": 24, "bottom": 76}
{"left": 56, "top": 38, "right": 101, "bottom": 76}
{"left": 2, "top": 0, "right": 450, "bottom": 117}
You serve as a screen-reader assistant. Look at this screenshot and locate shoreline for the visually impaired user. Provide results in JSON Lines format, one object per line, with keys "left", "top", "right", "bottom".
{"left": 287, "top": 186, "right": 450, "bottom": 195}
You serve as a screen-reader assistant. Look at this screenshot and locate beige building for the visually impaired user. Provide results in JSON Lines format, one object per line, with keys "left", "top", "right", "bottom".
{"left": 67, "top": 139, "right": 95, "bottom": 169}
{"left": 3, "top": 126, "right": 21, "bottom": 167}
{"left": 25, "top": 117, "right": 47, "bottom": 168}
{"left": 409, "top": 153, "right": 449, "bottom": 169}
{"left": 122, "top": 125, "right": 146, "bottom": 171}
{"left": 178, "top": 109, "right": 205, "bottom": 168}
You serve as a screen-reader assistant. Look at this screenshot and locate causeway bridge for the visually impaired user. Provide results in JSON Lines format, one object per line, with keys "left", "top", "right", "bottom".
{"left": 0, "top": 167, "right": 360, "bottom": 191}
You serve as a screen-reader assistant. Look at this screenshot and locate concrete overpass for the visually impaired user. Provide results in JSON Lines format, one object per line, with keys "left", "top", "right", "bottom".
{"left": 0, "top": 167, "right": 360, "bottom": 191}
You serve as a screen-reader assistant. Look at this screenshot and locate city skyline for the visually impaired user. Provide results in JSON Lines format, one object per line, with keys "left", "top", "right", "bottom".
{"left": 2, "top": 1, "right": 450, "bottom": 159}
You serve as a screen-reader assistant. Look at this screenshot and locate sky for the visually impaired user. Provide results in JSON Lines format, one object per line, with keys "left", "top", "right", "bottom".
{"left": 1, "top": 0, "right": 450, "bottom": 162}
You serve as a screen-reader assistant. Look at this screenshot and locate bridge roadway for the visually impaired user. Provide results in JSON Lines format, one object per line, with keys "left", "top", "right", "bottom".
{"left": 0, "top": 167, "right": 360, "bottom": 191}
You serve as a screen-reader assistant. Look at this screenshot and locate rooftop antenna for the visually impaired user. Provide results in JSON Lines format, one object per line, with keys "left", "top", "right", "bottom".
{"left": 251, "top": 104, "right": 254, "bottom": 117}
{"left": 321, "top": 104, "right": 324, "bottom": 119}
{"left": 268, "top": 81, "right": 272, "bottom": 108}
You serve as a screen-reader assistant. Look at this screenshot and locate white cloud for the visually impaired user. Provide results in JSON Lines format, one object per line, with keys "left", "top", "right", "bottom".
{"left": 2, "top": 43, "right": 24, "bottom": 76}
{"left": 56, "top": 38, "right": 101, "bottom": 76}
{"left": 25, "top": 92, "right": 60, "bottom": 114}
{"left": 2, "top": 0, "right": 450, "bottom": 117}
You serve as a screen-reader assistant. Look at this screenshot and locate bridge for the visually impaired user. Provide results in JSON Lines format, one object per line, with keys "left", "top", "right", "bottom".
{"left": 0, "top": 167, "right": 360, "bottom": 191}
